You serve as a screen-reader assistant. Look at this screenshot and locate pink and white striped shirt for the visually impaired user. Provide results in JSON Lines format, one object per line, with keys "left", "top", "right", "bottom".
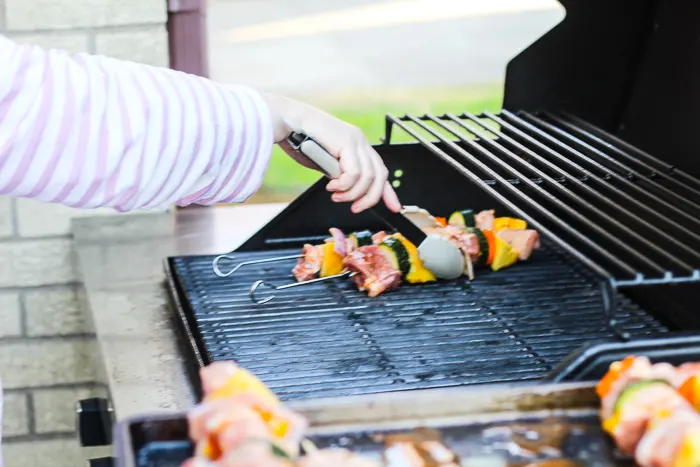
{"left": 0, "top": 35, "right": 274, "bottom": 212}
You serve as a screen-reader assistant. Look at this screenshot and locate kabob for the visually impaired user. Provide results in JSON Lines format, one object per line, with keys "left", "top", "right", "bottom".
{"left": 596, "top": 356, "right": 700, "bottom": 466}
{"left": 212, "top": 205, "right": 541, "bottom": 304}
{"left": 183, "top": 361, "right": 460, "bottom": 467}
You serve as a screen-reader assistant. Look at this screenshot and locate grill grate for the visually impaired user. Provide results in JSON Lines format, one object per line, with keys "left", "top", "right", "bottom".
{"left": 384, "top": 110, "right": 700, "bottom": 332}
{"left": 170, "top": 238, "right": 668, "bottom": 401}
{"left": 387, "top": 110, "right": 700, "bottom": 286}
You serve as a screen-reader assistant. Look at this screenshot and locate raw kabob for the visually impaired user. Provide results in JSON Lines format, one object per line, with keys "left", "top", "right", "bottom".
{"left": 291, "top": 207, "right": 541, "bottom": 298}
{"left": 183, "top": 361, "right": 380, "bottom": 467}
{"left": 292, "top": 228, "right": 438, "bottom": 297}
{"left": 596, "top": 356, "right": 700, "bottom": 466}
{"left": 443, "top": 208, "right": 540, "bottom": 272}
{"left": 183, "top": 361, "right": 461, "bottom": 467}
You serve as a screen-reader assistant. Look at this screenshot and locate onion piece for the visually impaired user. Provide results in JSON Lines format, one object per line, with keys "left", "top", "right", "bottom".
{"left": 329, "top": 228, "right": 347, "bottom": 257}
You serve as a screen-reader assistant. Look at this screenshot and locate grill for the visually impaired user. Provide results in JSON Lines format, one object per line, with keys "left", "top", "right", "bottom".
{"left": 165, "top": 0, "right": 700, "bottom": 402}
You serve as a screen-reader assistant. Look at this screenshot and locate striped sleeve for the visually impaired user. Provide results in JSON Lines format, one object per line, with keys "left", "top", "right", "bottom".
{"left": 0, "top": 35, "right": 274, "bottom": 212}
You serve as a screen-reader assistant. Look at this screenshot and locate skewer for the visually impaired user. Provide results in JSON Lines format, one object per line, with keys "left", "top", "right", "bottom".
{"left": 250, "top": 271, "right": 356, "bottom": 304}
{"left": 300, "top": 439, "right": 318, "bottom": 454}
{"left": 212, "top": 254, "right": 303, "bottom": 278}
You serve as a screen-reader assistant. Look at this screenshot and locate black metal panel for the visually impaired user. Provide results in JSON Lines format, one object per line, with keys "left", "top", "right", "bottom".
{"left": 169, "top": 241, "right": 668, "bottom": 402}
{"left": 617, "top": 1, "right": 700, "bottom": 178}
{"left": 503, "top": 0, "right": 658, "bottom": 131}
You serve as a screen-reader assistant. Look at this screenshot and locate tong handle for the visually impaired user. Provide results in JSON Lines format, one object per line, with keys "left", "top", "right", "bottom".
{"left": 287, "top": 132, "right": 342, "bottom": 179}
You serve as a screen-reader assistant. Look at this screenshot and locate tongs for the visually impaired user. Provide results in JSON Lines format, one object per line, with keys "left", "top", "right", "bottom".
{"left": 214, "top": 132, "right": 466, "bottom": 302}
{"left": 283, "top": 132, "right": 465, "bottom": 278}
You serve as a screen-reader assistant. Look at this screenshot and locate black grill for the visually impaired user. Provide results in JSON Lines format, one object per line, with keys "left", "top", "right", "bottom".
{"left": 163, "top": 0, "right": 700, "bottom": 404}
{"left": 170, "top": 111, "right": 700, "bottom": 403}
{"left": 167, "top": 109, "right": 700, "bottom": 401}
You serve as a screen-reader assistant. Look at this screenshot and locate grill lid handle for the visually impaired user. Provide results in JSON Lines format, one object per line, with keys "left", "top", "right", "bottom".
{"left": 285, "top": 132, "right": 465, "bottom": 280}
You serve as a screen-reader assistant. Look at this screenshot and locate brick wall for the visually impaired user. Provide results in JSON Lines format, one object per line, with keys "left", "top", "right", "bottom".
{"left": 0, "top": 0, "right": 169, "bottom": 464}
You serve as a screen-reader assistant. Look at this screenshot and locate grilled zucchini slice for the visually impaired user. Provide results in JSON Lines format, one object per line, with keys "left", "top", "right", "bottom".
{"left": 379, "top": 236, "right": 411, "bottom": 275}
{"left": 349, "top": 230, "right": 373, "bottom": 248}
{"left": 466, "top": 228, "right": 490, "bottom": 267}
{"left": 391, "top": 233, "right": 437, "bottom": 283}
{"left": 448, "top": 209, "right": 476, "bottom": 228}
{"left": 614, "top": 379, "right": 672, "bottom": 413}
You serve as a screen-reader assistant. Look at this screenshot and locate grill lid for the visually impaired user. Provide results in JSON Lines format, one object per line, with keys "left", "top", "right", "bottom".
{"left": 505, "top": 0, "right": 700, "bottom": 176}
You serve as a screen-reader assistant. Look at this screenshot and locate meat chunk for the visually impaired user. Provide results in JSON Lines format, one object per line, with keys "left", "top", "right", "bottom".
{"left": 298, "top": 448, "right": 380, "bottom": 467}
{"left": 384, "top": 442, "right": 426, "bottom": 467}
{"left": 497, "top": 229, "right": 540, "bottom": 260}
{"left": 606, "top": 382, "right": 692, "bottom": 455}
{"left": 635, "top": 408, "right": 700, "bottom": 467}
{"left": 343, "top": 245, "right": 402, "bottom": 297}
{"left": 187, "top": 394, "right": 307, "bottom": 460}
{"left": 423, "top": 225, "right": 479, "bottom": 258}
{"left": 216, "top": 440, "right": 296, "bottom": 467}
{"left": 372, "top": 231, "right": 389, "bottom": 245}
{"left": 292, "top": 244, "right": 324, "bottom": 282}
{"left": 475, "top": 209, "right": 495, "bottom": 230}
{"left": 199, "top": 361, "right": 241, "bottom": 397}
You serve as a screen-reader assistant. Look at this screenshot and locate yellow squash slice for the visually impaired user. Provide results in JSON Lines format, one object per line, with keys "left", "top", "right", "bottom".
{"left": 490, "top": 235, "right": 519, "bottom": 272}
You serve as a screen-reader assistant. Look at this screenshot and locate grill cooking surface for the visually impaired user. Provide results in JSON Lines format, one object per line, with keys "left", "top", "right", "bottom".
{"left": 171, "top": 239, "right": 667, "bottom": 401}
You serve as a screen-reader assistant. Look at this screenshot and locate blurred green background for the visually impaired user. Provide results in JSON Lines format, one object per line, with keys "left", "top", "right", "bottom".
{"left": 248, "top": 84, "right": 503, "bottom": 203}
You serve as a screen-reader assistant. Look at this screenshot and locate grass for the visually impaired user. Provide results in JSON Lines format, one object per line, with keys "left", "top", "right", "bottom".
{"left": 249, "top": 84, "right": 504, "bottom": 204}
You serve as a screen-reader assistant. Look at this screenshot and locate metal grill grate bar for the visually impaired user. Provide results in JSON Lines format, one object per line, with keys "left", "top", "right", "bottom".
{"left": 498, "top": 111, "right": 700, "bottom": 233}
{"left": 558, "top": 112, "right": 700, "bottom": 191}
{"left": 470, "top": 113, "right": 700, "bottom": 259}
{"left": 389, "top": 111, "right": 700, "bottom": 287}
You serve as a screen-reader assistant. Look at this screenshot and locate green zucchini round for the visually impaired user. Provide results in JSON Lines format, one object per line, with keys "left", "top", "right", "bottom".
{"left": 349, "top": 230, "right": 373, "bottom": 248}
{"left": 379, "top": 237, "right": 411, "bottom": 275}
{"left": 614, "top": 379, "right": 672, "bottom": 413}
{"left": 466, "top": 227, "right": 489, "bottom": 267}
{"left": 448, "top": 209, "right": 476, "bottom": 228}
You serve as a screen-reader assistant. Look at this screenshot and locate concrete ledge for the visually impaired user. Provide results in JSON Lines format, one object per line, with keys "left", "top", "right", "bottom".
{"left": 71, "top": 204, "right": 286, "bottom": 420}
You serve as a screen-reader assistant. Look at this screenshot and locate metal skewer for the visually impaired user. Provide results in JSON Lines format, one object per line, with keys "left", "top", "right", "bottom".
{"left": 213, "top": 254, "right": 303, "bottom": 278}
{"left": 250, "top": 271, "right": 356, "bottom": 304}
{"left": 300, "top": 439, "right": 318, "bottom": 454}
